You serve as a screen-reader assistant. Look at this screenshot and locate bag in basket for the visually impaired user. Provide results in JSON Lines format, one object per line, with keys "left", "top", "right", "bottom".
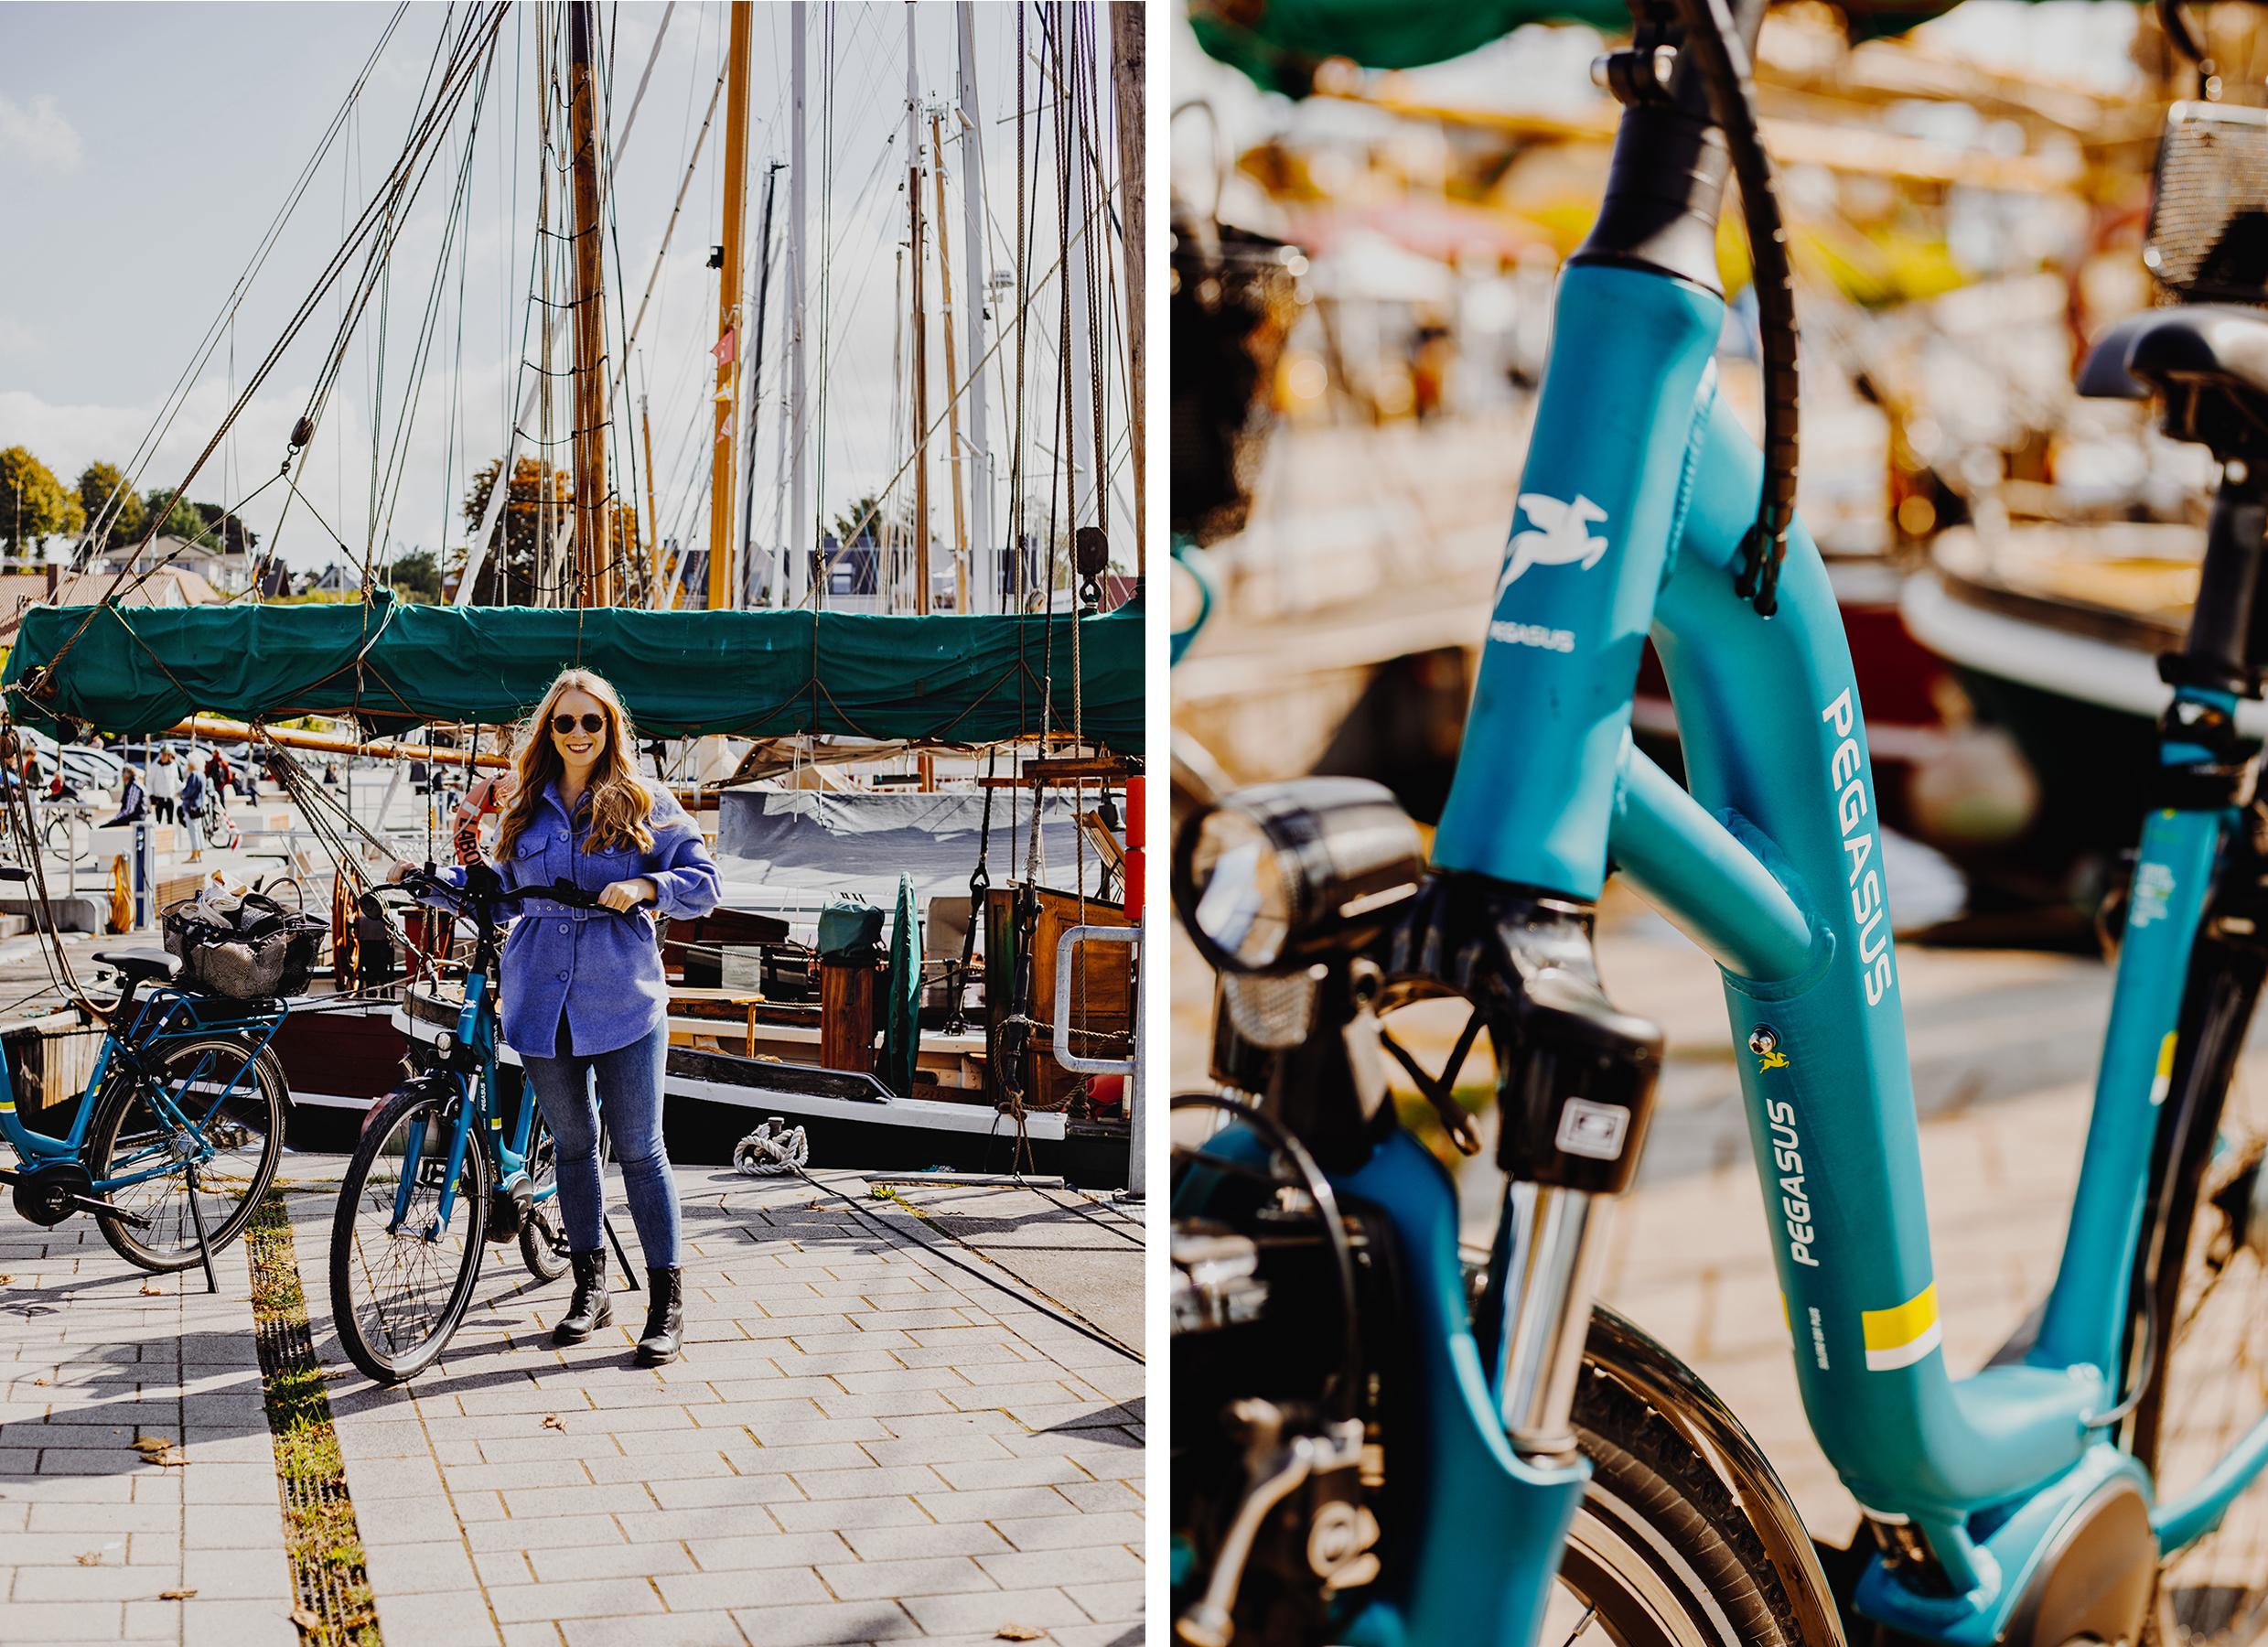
{"left": 163, "top": 891, "right": 328, "bottom": 1000}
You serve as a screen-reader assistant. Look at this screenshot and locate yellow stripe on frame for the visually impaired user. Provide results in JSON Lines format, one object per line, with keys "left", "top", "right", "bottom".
{"left": 1863, "top": 1282, "right": 1941, "bottom": 1372}
{"left": 2151, "top": 1031, "right": 2178, "bottom": 1107}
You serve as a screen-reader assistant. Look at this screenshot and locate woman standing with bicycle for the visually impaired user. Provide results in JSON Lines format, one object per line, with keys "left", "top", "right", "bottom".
{"left": 395, "top": 667, "right": 718, "bottom": 1364}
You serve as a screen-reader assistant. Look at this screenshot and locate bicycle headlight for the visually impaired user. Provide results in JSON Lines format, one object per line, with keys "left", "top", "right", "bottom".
{"left": 1174, "top": 778, "right": 1424, "bottom": 974}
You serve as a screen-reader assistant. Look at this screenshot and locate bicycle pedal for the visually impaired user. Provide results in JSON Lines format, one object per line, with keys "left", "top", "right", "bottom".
{"left": 69, "top": 1195, "right": 153, "bottom": 1230}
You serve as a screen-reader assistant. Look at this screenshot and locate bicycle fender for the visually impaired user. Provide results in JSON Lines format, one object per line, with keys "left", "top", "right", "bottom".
{"left": 1585, "top": 1302, "right": 1847, "bottom": 1647}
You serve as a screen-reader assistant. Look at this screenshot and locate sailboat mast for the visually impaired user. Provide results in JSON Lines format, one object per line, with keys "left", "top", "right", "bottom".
{"left": 789, "top": 3, "right": 810, "bottom": 608}
{"left": 1112, "top": 1, "right": 1144, "bottom": 576}
{"left": 907, "top": 5, "right": 930, "bottom": 615}
{"left": 930, "top": 111, "right": 968, "bottom": 616}
{"left": 567, "top": 0, "right": 611, "bottom": 607}
{"left": 710, "top": 0, "right": 753, "bottom": 611}
{"left": 1065, "top": 5, "right": 1099, "bottom": 556}
{"left": 740, "top": 162, "right": 782, "bottom": 607}
{"left": 640, "top": 390, "right": 661, "bottom": 600}
{"left": 956, "top": 3, "right": 993, "bottom": 614}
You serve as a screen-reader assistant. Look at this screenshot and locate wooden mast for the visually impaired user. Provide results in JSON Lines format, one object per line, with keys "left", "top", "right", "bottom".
{"left": 1112, "top": 2, "right": 1144, "bottom": 576}
{"left": 908, "top": 3, "right": 930, "bottom": 615}
{"left": 640, "top": 390, "right": 661, "bottom": 601}
{"left": 567, "top": 0, "right": 611, "bottom": 607}
{"left": 930, "top": 112, "right": 968, "bottom": 616}
{"left": 709, "top": 1, "right": 753, "bottom": 611}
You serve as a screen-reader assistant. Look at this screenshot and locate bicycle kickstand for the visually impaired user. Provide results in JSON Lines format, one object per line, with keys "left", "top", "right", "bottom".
{"left": 597, "top": 1122, "right": 640, "bottom": 1291}
{"left": 182, "top": 1158, "right": 220, "bottom": 1297}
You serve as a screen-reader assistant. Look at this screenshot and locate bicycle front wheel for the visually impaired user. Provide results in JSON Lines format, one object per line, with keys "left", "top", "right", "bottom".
{"left": 1550, "top": 1361, "right": 1799, "bottom": 1647}
{"left": 87, "top": 1037, "right": 287, "bottom": 1272}
{"left": 329, "top": 1081, "right": 489, "bottom": 1383}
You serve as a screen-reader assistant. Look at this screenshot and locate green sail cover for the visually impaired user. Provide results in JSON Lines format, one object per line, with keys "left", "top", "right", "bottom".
{"left": 2, "top": 591, "right": 1144, "bottom": 756}
{"left": 880, "top": 872, "right": 921, "bottom": 1100}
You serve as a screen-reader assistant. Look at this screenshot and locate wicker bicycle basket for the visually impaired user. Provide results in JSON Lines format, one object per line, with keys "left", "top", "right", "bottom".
{"left": 2147, "top": 101, "right": 2268, "bottom": 302}
{"left": 161, "top": 894, "right": 328, "bottom": 1001}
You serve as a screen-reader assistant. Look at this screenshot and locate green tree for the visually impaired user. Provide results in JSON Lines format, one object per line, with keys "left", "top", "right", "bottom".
{"left": 193, "top": 502, "right": 260, "bottom": 555}
{"left": 77, "top": 462, "right": 142, "bottom": 550}
{"left": 830, "top": 491, "right": 902, "bottom": 547}
{"left": 140, "top": 488, "right": 205, "bottom": 544}
{"left": 388, "top": 548, "right": 443, "bottom": 602}
{"left": 0, "top": 447, "right": 83, "bottom": 554}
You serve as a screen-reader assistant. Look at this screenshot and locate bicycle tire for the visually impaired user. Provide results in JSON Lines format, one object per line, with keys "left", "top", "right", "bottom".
{"left": 86, "top": 1037, "right": 287, "bottom": 1272}
{"left": 2129, "top": 931, "right": 2268, "bottom": 1647}
{"left": 328, "top": 1081, "right": 489, "bottom": 1383}
{"left": 1553, "top": 1359, "right": 1800, "bottom": 1647}
{"left": 519, "top": 1114, "right": 570, "bottom": 1283}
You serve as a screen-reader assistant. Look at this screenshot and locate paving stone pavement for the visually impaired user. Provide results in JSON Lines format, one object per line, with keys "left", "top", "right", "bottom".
{"left": 0, "top": 1207, "right": 299, "bottom": 1647}
{"left": 290, "top": 1163, "right": 1145, "bottom": 1647}
{"left": 2, "top": 1163, "right": 1145, "bottom": 1647}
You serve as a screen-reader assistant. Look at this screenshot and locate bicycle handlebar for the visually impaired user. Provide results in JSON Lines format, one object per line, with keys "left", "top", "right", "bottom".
{"left": 378, "top": 866, "right": 655, "bottom": 920}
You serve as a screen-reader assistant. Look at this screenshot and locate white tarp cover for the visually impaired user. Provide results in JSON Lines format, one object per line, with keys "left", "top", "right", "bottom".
{"left": 714, "top": 789, "right": 1100, "bottom": 908}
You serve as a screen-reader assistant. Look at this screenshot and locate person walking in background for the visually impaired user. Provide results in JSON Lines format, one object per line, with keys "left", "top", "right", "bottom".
{"left": 147, "top": 748, "right": 179, "bottom": 824}
{"left": 393, "top": 669, "right": 718, "bottom": 1364}
{"left": 101, "top": 767, "right": 145, "bottom": 828}
{"left": 179, "top": 760, "right": 208, "bottom": 863}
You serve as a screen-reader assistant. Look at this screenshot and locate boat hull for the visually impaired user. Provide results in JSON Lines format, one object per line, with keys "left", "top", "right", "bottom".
{"left": 273, "top": 992, "right": 1134, "bottom": 1185}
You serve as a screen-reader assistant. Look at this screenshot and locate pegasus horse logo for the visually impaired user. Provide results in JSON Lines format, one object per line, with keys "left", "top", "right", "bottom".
{"left": 1496, "top": 493, "right": 1610, "bottom": 603}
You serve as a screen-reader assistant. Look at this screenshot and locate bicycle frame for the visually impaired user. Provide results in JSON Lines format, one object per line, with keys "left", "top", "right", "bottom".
{"left": 1309, "top": 249, "right": 2264, "bottom": 1641}
{"left": 0, "top": 983, "right": 285, "bottom": 1193}
{"left": 386, "top": 922, "right": 545, "bottom": 1239}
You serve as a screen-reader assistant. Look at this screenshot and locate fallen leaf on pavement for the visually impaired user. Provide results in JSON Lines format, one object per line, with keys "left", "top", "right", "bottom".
{"left": 158, "top": 1588, "right": 197, "bottom": 1600}
{"left": 290, "top": 1606, "right": 322, "bottom": 1631}
{"left": 996, "top": 1628, "right": 1047, "bottom": 1642}
{"left": 139, "top": 1284, "right": 162, "bottom": 1296}
{"left": 541, "top": 1414, "right": 566, "bottom": 1431}
{"left": 76, "top": 1551, "right": 100, "bottom": 1566}
{"left": 31, "top": 1376, "right": 48, "bottom": 1386}
{"left": 132, "top": 1436, "right": 171, "bottom": 1453}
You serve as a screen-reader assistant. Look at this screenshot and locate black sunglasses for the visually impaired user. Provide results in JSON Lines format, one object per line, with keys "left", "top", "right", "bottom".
{"left": 551, "top": 713, "right": 607, "bottom": 736}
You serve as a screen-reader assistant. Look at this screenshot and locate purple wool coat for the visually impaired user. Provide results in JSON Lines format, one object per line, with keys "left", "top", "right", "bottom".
{"left": 436, "top": 778, "right": 722, "bottom": 1057}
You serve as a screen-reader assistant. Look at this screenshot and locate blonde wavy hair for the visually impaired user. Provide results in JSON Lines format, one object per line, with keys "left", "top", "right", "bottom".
{"left": 494, "top": 667, "right": 656, "bottom": 862}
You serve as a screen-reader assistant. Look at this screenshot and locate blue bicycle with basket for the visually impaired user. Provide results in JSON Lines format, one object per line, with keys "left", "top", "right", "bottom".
{"left": 0, "top": 866, "right": 317, "bottom": 1286}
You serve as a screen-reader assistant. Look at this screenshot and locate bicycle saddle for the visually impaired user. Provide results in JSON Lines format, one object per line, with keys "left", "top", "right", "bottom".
{"left": 2080, "top": 304, "right": 2268, "bottom": 402}
{"left": 94, "top": 950, "right": 177, "bottom": 984}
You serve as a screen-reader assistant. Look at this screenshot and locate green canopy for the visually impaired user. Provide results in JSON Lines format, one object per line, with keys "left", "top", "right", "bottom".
{"left": 2, "top": 591, "right": 1144, "bottom": 757}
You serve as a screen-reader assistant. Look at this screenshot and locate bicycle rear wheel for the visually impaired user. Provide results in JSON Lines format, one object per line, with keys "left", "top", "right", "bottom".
{"left": 329, "top": 1081, "right": 489, "bottom": 1383}
{"left": 518, "top": 1113, "right": 570, "bottom": 1282}
{"left": 87, "top": 1037, "right": 286, "bottom": 1272}
{"left": 2139, "top": 1097, "right": 2268, "bottom": 1646}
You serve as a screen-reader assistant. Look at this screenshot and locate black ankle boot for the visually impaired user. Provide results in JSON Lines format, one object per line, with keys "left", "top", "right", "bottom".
{"left": 553, "top": 1249, "right": 613, "bottom": 1345}
{"left": 635, "top": 1267, "right": 683, "bottom": 1365}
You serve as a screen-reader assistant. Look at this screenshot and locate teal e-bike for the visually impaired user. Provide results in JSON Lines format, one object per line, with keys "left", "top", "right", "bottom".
{"left": 1171, "top": 5, "right": 2268, "bottom": 1646}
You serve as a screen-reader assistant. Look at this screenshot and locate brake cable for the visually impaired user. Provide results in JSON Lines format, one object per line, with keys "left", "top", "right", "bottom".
{"left": 1670, "top": 0, "right": 1800, "bottom": 617}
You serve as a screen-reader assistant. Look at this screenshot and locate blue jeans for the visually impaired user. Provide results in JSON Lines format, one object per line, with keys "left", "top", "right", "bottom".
{"left": 520, "top": 1019, "right": 682, "bottom": 1270}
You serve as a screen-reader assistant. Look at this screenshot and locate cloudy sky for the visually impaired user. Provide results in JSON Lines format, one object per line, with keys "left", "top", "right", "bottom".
{"left": 0, "top": 2, "right": 1134, "bottom": 588}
